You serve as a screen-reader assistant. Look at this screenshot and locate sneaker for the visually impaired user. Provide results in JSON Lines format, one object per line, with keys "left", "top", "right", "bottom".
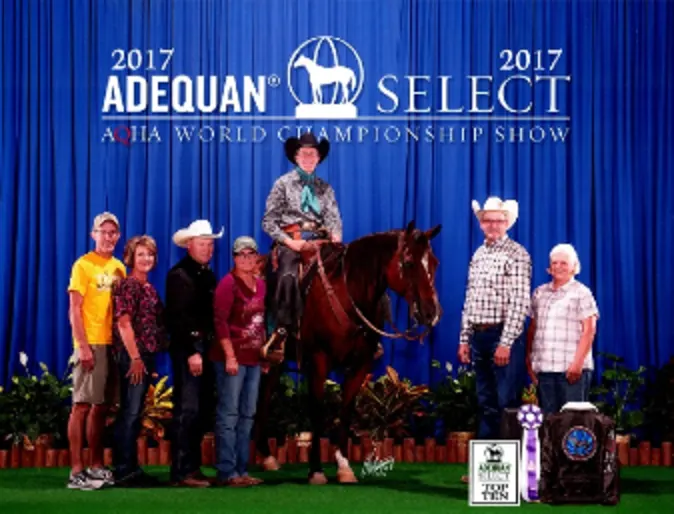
{"left": 86, "top": 467, "right": 115, "bottom": 487}
{"left": 67, "top": 471, "right": 104, "bottom": 491}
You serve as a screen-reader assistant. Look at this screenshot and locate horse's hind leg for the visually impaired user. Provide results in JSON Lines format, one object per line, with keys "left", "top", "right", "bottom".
{"left": 307, "top": 351, "right": 330, "bottom": 485}
{"left": 253, "top": 364, "right": 282, "bottom": 471}
{"left": 335, "top": 349, "right": 374, "bottom": 484}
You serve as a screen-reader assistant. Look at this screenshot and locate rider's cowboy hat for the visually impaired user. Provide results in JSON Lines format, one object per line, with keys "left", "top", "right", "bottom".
{"left": 471, "top": 197, "right": 519, "bottom": 230}
{"left": 284, "top": 132, "right": 330, "bottom": 165}
{"left": 172, "top": 220, "right": 224, "bottom": 248}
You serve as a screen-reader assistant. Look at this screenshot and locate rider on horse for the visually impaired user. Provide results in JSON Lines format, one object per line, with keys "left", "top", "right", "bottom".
{"left": 260, "top": 132, "right": 343, "bottom": 363}
{"left": 260, "top": 132, "right": 386, "bottom": 364}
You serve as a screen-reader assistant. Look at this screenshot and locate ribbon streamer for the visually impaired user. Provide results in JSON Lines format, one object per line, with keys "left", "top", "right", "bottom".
{"left": 517, "top": 404, "right": 544, "bottom": 502}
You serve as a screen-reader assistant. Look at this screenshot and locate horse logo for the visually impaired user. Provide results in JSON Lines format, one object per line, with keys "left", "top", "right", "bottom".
{"left": 484, "top": 444, "right": 504, "bottom": 463}
{"left": 563, "top": 426, "right": 597, "bottom": 461}
{"left": 287, "top": 36, "right": 365, "bottom": 120}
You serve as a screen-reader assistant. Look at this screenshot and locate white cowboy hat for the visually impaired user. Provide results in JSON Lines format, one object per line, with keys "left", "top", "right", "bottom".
{"left": 172, "top": 220, "right": 224, "bottom": 248}
{"left": 471, "top": 197, "right": 519, "bottom": 230}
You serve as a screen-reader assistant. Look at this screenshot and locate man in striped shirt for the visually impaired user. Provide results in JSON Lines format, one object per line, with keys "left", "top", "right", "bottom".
{"left": 458, "top": 197, "right": 532, "bottom": 443}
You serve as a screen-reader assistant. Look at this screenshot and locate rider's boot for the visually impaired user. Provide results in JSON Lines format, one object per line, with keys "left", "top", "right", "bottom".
{"left": 260, "top": 327, "right": 287, "bottom": 365}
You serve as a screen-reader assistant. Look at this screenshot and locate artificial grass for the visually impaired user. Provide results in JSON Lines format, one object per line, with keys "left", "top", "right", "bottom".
{"left": 0, "top": 464, "right": 673, "bottom": 514}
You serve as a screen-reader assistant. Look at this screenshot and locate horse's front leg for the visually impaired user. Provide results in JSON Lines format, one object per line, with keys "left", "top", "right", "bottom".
{"left": 307, "top": 350, "right": 330, "bottom": 485}
{"left": 335, "top": 344, "right": 374, "bottom": 484}
{"left": 312, "top": 84, "right": 322, "bottom": 104}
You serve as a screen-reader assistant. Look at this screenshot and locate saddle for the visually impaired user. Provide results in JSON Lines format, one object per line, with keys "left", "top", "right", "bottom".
{"left": 262, "top": 224, "right": 346, "bottom": 366}
{"left": 269, "top": 223, "right": 336, "bottom": 282}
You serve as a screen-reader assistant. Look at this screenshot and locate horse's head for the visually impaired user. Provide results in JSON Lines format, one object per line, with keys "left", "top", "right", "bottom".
{"left": 293, "top": 55, "right": 311, "bottom": 69}
{"left": 386, "top": 221, "right": 443, "bottom": 328}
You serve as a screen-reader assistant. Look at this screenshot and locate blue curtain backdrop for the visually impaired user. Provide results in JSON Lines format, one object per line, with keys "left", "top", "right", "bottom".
{"left": 1, "top": 0, "right": 672, "bottom": 387}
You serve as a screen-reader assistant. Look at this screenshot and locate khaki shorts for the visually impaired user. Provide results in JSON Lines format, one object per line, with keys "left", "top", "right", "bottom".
{"left": 72, "top": 345, "right": 118, "bottom": 405}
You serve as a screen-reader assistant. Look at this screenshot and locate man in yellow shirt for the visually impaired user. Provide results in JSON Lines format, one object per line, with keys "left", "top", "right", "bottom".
{"left": 66, "top": 212, "right": 126, "bottom": 490}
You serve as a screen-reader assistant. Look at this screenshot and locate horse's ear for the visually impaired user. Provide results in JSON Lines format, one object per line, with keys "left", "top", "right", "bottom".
{"left": 405, "top": 220, "right": 416, "bottom": 234}
{"left": 426, "top": 224, "right": 442, "bottom": 240}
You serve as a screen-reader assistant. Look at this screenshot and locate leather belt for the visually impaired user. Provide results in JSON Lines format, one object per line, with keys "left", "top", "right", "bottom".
{"left": 473, "top": 323, "right": 503, "bottom": 332}
{"left": 282, "top": 222, "right": 324, "bottom": 240}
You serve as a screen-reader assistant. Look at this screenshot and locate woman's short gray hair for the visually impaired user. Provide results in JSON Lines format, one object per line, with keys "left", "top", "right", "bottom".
{"left": 549, "top": 243, "right": 580, "bottom": 275}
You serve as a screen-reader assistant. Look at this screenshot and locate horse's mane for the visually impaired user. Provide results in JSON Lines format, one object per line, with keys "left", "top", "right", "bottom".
{"left": 340, "top": 230, "right": 401, "bottom": 302}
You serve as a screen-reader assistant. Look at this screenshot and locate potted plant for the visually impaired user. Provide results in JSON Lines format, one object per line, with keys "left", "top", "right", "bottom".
{"left": 643, "top": 357, "right": 674, "bottom": 446}
{"left": 590, "top": 352, "right": 647, "bottom": 444}
{"left": 352, "top": 366, "right": 429, "bottom": 453}
{"left": 430, "top": 360, "right": 477, "bottom": 443}
{"left": 0, "top": 353, "right": 72, "bottom": 452}
{"left": 267, "top": 372, "right": 312, "bottom": 442}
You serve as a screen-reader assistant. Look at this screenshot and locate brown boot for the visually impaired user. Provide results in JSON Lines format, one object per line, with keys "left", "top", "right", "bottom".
{"left": 260, "top": 328, "right": 287, "bottom": 365}
{"left": 171, "top": 476, "right": 211, "bottom": 488}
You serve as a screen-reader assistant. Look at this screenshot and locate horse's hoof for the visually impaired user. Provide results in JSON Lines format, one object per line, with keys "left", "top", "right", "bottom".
{"left": 337, "top": 468, "right": 358, "bottom": 484}
{"left": 308, "top": 472, "right": 328, "bottom": 485}
{"left": 262, "top": 456, "right": 280, "bottom": 471}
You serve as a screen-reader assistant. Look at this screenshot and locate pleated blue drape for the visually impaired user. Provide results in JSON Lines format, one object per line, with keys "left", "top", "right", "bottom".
{"left": 1, "top": 0, "right": 672, "bottom": 386}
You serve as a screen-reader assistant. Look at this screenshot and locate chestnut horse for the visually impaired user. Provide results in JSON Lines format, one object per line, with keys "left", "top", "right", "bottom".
{"left": 253, "top": 221, "right": 442, "bottom": 484}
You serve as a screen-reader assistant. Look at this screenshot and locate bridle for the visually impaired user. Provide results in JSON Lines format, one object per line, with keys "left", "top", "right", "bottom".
{"left": 313, "top": 231, "right": 432, "bottom": 342}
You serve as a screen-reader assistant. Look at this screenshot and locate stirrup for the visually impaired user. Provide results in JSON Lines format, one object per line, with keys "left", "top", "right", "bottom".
{"left": 261, "top": 328, "right": 287, "bottom": 365}
{"left": 374, "top": 342, "right": 384, "bottom": 360}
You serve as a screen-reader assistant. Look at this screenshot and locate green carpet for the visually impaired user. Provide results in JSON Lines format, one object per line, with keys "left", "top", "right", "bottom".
{"left": 1, "top": 464, "right": 672, "bottom": 513}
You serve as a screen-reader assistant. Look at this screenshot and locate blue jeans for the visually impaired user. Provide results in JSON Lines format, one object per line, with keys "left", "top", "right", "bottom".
{"left": 471, "top": 325, "right": 525, "bottom": 439}
{"left": 537, "top": 370, "right": 593, "bottom": 415}
{"left": 113, "top": 352, "right": 155, "bottom": 479}
{"left": 213, "top": 362, "right": 261, "bottom": 480}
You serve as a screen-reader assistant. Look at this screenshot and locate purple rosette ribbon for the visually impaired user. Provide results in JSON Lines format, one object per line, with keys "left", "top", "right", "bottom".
{"left": 517, "top": 404, "right": 543, "bottom": 502}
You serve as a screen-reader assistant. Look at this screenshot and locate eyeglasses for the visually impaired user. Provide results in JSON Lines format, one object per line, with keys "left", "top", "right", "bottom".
{"left": 235, "top": 252, "right": 258, "bottom": 259}
{"left": 95, "top": 229, "right": 119, "bottom": 237}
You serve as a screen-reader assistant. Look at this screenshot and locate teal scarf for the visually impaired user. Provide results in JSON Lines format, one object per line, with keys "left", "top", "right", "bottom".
{"left": 296, "top": 166, "right": 321, "bottom": 215}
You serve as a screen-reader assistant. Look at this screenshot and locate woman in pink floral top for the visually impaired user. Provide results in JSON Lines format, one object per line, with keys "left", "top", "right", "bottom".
{"left": 111, "top": 235, "right": 166, "bottom": 486}
{"left": 210, "top": 236, "right": 266, "bottom": 487}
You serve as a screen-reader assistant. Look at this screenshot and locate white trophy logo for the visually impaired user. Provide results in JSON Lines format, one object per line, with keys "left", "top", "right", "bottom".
{"left": 287, "top": 36, "right": 364, "bottom": 120}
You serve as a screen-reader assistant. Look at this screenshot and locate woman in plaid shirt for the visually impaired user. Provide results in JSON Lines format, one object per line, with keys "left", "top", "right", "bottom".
{"left": 526, "top": 244, "right": 600, "bottom": 414}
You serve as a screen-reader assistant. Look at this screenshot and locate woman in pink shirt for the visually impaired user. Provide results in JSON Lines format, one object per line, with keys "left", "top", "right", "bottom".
{"left": 210, "top": 236, "right": 266, "bottom": 487}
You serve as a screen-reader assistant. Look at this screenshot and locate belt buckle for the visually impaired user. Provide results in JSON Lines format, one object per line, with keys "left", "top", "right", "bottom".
{"left": 301, "top": 221, "right": 315, "bottom": 231}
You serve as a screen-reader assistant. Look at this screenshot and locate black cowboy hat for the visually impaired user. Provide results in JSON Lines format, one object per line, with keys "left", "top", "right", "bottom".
{"left": 284, "top": 132, "right": 330, "bottom": 164}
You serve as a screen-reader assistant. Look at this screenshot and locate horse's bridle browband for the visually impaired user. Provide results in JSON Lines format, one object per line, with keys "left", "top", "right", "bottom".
{"left": 311, "top": 232, "right": 430, "bottom": 342}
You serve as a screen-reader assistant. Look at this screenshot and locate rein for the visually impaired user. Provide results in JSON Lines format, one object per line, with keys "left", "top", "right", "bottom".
{"left": 310, "top": 234, "right": 430, "bottom": 342}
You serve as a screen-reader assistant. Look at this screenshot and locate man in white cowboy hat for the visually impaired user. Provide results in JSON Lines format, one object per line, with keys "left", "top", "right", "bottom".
{"left": 457, "top": 196, "right": 532, "bottom": 481}
{"left": 526, "top": 243, "right": 599, "bottom": 414}
{"left": 165, "top": 219, "right": 223, "bottom": 488}
{"left": 260, "top": 132, "right": 343, "bottom": 363}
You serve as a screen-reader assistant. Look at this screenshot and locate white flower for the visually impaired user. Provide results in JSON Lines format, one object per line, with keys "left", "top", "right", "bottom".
{"left": 19, "top": 352, "right": 28, "bottom": 367}
{"left": 39, "top": 362, "right": 48, "bottom": 372}
{"left": 445, "top": 361, "right": 453, "bottom": 374}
